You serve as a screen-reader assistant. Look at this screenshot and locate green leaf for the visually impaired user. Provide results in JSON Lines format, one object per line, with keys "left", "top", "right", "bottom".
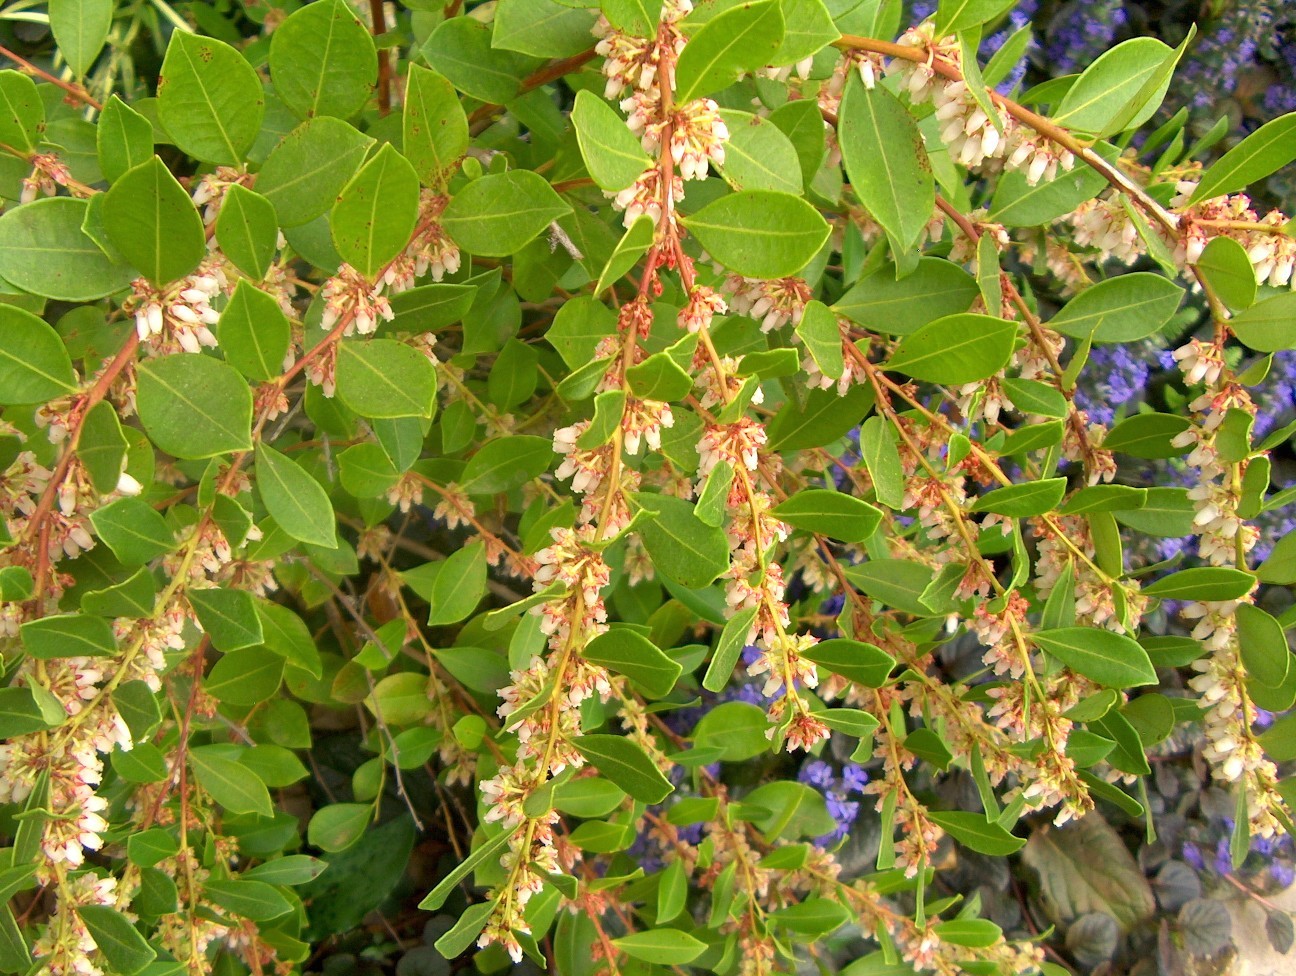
{"left": 681, "top": 189, "right": 829, "bottom": 279}
{"left": 772, "top": 0, "right": 839, "bottom": 65}
{"left": 21, "top": 613, "right": 117, "bottom": 659}
{"left": 256, "top": 443, "right": 338, "bottom": 548}
{"left": 633, "top": 492, "right": 730, "bottom": 589}
{"left": 1057, "top": 485, "right": 1148, "bottom": 515}
{"left": 934, "top": 0, "right": 1015, "bottom": 35}
{"left": 675, "top": 0, "right": 785, "bottom": 103}
{"left": 308, "top": 802, "right": 372, "bottom": 853}
{"left": 983, "top": 22, "right": 1032, "bottom": 88}
{"left": 1228, "top": 293, "right": 1296, "bottom": 353}
{"left": 1032, "top": 627, "right": 1157, "bottom": 689}
{"left": 1054, "top": 38, "right": 1175, "bottom": 134}
{"left": 626, "top": 348, "right": 693, "bottom": 401}
{"left": 48, "top": 0, "right": 113, "bottom": 77}
{"left": 219, "top": 281, "right": 291, "bottom": 383}
{"left": 188, "top": 587, "right": 264, "bottom": 652}
{"left": 427, "top": 541, "right": 487, "bottom": 625}
{"left": 331, "top": 143, "right": 421, "bottom": 278}
{"left": 103, "top": 156, "right": 206, "bottom": 285}
{"left": 418, "top": 828, "right": 511, "bottom": 909}
{"left": 584, "top": 627, "right": 683, "bottom": 697}
{"left": 1189, "top": 112, "right": 1296, "bottom": 204}
{"left": 717, "top": 109, "right": 802, "bottom": 194}
{"left": 0, "top": 689, "right": 51, "bottom": 736}
{"left": 613, "top": 929, "right": 707, "bottom": 965}
{"left": 0, "top": 304, "right": 77, "bottom": 403}
{"left": 795, "top": 299, "right": 843, "bottom": 380}
{"left": 137, "top": 354, "right": 252, "bottom": 459}
{"left": 402, "top": 65, "right": 469, "bottom": 188}
{"left": 800, "top": 638, "right": 895, "bottom": 687}
{"left": 257, "top": 117, "right": 375, "bottom": 228}
{"left": 928, "top": 810, "right": 1024, "bottom": 855}
{"left": 203, "top": 879, "right": 293, "bottom": 922}
{"left": 969, "top": 477, "right": 1067, "bottom": 517}
{"left": 839, "top": 75, "right": 934, "bottom": 253}
{"left": 602, "top": 0, "right": 659, "bottom": 36}
{"left": 441, "top": 171, "right": 571, "bottom": 257}
{"left": 834, "top": 258, "right": 978, "bottom": 335}
{"left": 493, "top": 0, "right": 599, "bottom": 58}
{"left": 1097, "top": 26, "right": 1195, "bottom": 138}
{"left": 1047, "top": 273, "right": 1184, "bottom": 343}
{"left": 0, "top": 197, "right": 134, "bottom": 301}
{"left": 1102, "top": 412, "right": 1191, "bottom": 459}
{"left": 767, "top": 385, "right": 875, "bottom": 451}
{"left": 434, "top": 902, "right": 494, "bottom": 960}
{"left": 1142, "top": 567, "right": 1256, "bottom": 602}
{"left": 858, "top": 415, "right": 904, "bottom": 509}
{"left": 335, "top": 339, "right": 437, "bottom": 418}
{"left": 887, "top": 313, "right": 1016, "bottom": 384}
{"left": 989, "top": 158, "right": 1111, "bottom": 227}
{"left": 158, "top": 32, "right": 264, "bottom": 165}
{"left": 596, "top": 216, "right": 656, "bottom": 292}
{"left": 0, "top": 71, "right": 42, "bottom": 153}
{"left": 90, "top": 496, "right": 174, "bottom": 564}
{"left": 576, "top": 734, "right": 672, "bottom": 803}
{"left": 772, "top": 489, "right": 882, "bottom": 542}
{"left": 96, "top": 95, "right": 154, "bottom": 184}
{"left": 189, "top": 748, "right": 274, "bottom": 817}
{"left": 1238, "top": 603, "right": 1290, "bottom": 692}
{"left": 421, "top": 17, "right": 541, "bottom": 105}
{"left": 215, "top": 185, "right": 279, "bottom": 281}
{"left": 77, "top": 906, "right": 156, "bottom": 976}
{"left": 572, "top": 91, "right": 651, "bottom": 193}
{"left": 703, "top": 606, "right": 759, "bottom": 693}
{"left": 459, "top": 435, "right": 553, "bottom": 494}
{"left": 365, "top": 672, "right": 433, "bottom": 726}
{"left": 243, "top": 855, "right": 327, "bottom": 886}
{"left": 270, "top": 0, "right": 377, "bottom": 120}
{"left": 1194, "top": 235, "right": 1256, "bottom": 313}
{"left": 206, "top": 648, "right": 284, "bottom": 705}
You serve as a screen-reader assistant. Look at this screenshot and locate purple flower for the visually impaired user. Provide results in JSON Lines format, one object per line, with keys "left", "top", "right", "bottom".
{"left": 799, "top": 759, "right": 836, "bottom": 790}
{"left": 1272, "top": 861, "right": 1295, "bottom": 887}
{"left": 841, "top": 763, "right": 869, "bottom": 793}
{"left": 1045, "top": 0, "right": 1127, "bottom": 76}
{"left": 1183, "top": 841, "right": 1205, "bottom": 870}
{"left": 1073, "top": 343, "right": 1150, "bottom": 426}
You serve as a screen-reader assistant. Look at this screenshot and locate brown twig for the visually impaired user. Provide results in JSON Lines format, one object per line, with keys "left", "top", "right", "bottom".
{"left": 0, "top": 44, "right": 103, "bottom": 111}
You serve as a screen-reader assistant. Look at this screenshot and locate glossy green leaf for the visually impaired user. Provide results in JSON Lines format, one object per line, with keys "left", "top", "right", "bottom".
{"left": 859, "top": 415, "right": 904, "bottom": 509}
{"left": 103, "top": 156, "right": 206, "bottom": 285}
{"left": 189, "top": 587, "right": 264, "bottom": 652}
{"left": 189, "top": 748, "right": 274, "bottom": 817}
{"left": 255, "top": 443, "right": 337, "bottom": 548}
{"left": 158, "top": 31, "right": 265, "bottom": 165}
{"left": 928, "top": 810, "right": 1024, "bottom": 855}
{"left": 633, "top": 492, "right": 730, "bottom": 589}
{"left": 681, "top": 189, "right": 829, "bottom": 279}
{"left": 257, "top": 117, "right": 375, "bottom": 228}
{"left": 613, "top": 929, "right": 707, "bottom": 965}
{"left": 1054, "top": 38, "right": 1174, "bottom": 134}
{"left": 136, "top": 354, "right": 253, "bottom": 459}
{"left": 421, "top": 17, "right": 540, "bottom": 105}
{"left": 493, "top": 0, "right": 599, "bottom": 58}
{"left": 0, "top": 304, "right": 78, "bottom": 403}
{"left": 22, "top": 613, "right": 117, "bottom": 659}
{"left": 584, "top": 627, "right": 683, "bottom": 697}
{"left": 219, "top": 281, "right": 291, "bottom": 382}
{"left": 270, "top": 0, "right": 377, "bottom": 120}
{"left": 459, "top": 435, "right": 553, "bottom": 494}
{"left": 331, "top": 143, "right": 421, "bottom": 278}
{"left": 335, "top": 339, "right": 437, "bottom": 419}
{"left": 426, "top": 541, "right": 487, "bottom": 626}
{"left": 1189, "top": 112, "right": 1296, "bottom": 204}
{"left": 216, "top": 185, "right": 279, "bottom": 281}
{"left": 838, "top": 75, "right": 934, "bottom": 252}
{"left": 886, "top": 313, "right": 1016, "bottom": 384}
{"left": 573, "top": 91, "right": 651, "bottom": 193}
{"left": 1033, "top": 627, "right": 1158, "bottom": 689}
{"left": 800, "top": 638, "right": 895, "bottom": 687}
{"left": 703, "top": 606, "right": 759, "bottom": 693}
{"left": 934, "top": 0, "right": 1015, "bottom": 35}
{"left": 90, "top": 496, "right": 174, "bottom": 565}
{"left": 575, "top": 734, "right": 673, "bottom": 803}
{"left": 0, "top": 71, "right": 42, "bottom": 153}
{"left": 77, "top": 906, "right": 155, "bottom": 976}
{"left": 772, "top": 489, "right": 882, "bottom": 542}
{"left": 95, "top": 95, "right": 154, "bottom": 184}
{"left": 1228, "top": 293, "right": 1296, "bottom": 353}
{"left": 441, "top": 171, "right": 571, "bottom": 257}
{"left": 1048, "top": 273, "right": 1184, "bottom": 343}
{"left": 674, "top": 0, "right": 785, "bottom": 103}
{"left": 969, "top": 477, "right": 1067, "bottom": 517}
{"left": 0, "top": 197, "right": 134, "bottom": 301}
{"left": 402, "top": 65, "right": 469, "bottom": 188}
{"left": 48, "top": 0, "right": 113, "bottom": 77}
{"left": 718, "top": 109, "right": 802, "bottom": 194}
{"left": 1142, "top": 567, "right": 1257, "bottom": 602}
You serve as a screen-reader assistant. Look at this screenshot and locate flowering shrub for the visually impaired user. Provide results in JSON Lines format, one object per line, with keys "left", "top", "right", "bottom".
{"left": 2, "top": 0, "right": 1296, "bottom": 974}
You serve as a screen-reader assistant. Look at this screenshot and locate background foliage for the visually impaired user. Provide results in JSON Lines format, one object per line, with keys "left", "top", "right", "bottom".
{"left": 1, "top": 1, "right": 1295, "bottom": 975}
